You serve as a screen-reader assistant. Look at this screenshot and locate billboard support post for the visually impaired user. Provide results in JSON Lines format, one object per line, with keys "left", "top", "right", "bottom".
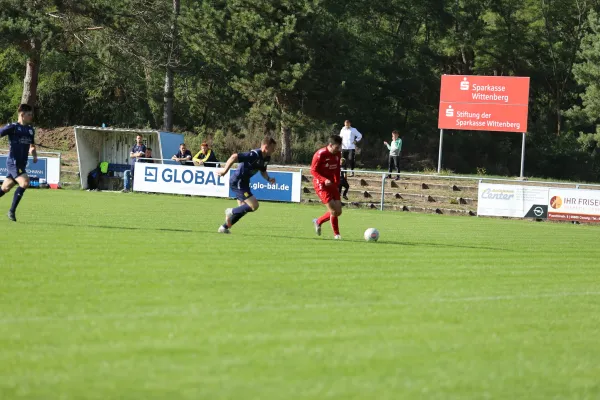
{"left": 437, "top": 129, "right": 444, "bottom": 174}
{"left": 520, "top": 132, "right": 526, "bottom": 179}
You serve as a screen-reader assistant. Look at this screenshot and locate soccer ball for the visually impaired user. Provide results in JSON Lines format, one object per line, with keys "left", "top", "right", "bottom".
{"left": 364, "top": 228, "right": 379, "bottom": 242}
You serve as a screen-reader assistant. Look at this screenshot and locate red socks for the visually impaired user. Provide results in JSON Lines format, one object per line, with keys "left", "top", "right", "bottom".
{"left": 317, "top": 212, "right": 331, "bottom": 226}
{"left": 317, "top": 212, "right": 340, "bottom": 235}
{"left": 330, "top": 216, "right": 340, "bottom": 235}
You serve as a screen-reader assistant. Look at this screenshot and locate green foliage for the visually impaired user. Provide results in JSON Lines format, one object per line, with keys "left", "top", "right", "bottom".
{"left": 2, "top": 0, "right": 600, "bottom": 180}
{"left": 0, "top": 47, "right": 26, "bottom": 122}
{"left": 184, "top": 0, "right": 328, "bottom": 135}
{"left": 568, "top": 10, "right": 600, "bottom": 146}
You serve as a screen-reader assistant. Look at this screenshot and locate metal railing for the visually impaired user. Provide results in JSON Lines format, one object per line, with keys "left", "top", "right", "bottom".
{"left": 0, "top": 149, "right": 61, "bottom": 160}
{"left": 1, "top": 149, "right": 62, "bottom": 184}
{"left": 136, "top": 158, "right": 220, "bottom": 168}
{"left": 267, "top": 164, "right": 600, "bottom": 211}
{"left": 128, "top": 159, "right": 600, "bottom": 211}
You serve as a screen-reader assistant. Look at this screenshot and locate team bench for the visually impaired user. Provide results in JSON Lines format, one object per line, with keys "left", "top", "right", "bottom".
{"left": 95, "top": 163, "right": 130, "bottom": 191}
{"left": 106, "top": 163, "right": 131, "bottom": 174}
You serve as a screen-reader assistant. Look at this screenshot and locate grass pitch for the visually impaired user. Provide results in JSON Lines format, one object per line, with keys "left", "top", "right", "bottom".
{"left": 1, "top": 190, "right": 599, "bottom": 399}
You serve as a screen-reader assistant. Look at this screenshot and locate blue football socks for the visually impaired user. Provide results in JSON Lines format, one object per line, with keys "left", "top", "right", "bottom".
{"left": 223, "top": 203, "right": 254, "bottom": 229}
{"left": 232, "top": 203, "right": 253, "bottom": 215}
{"left": 10, "top": 187, "right": 25, "bottom": 213}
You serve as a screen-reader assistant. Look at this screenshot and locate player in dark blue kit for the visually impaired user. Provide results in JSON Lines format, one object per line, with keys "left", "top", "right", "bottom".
{"left": 217, "top": 136, "right": 277, "bottom": 234}
{"left": 0, "top": 104, "right": 38, "bottom": 222}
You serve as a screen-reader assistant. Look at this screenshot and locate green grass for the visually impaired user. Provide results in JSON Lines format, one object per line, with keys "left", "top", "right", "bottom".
{"left": 1, "top": 190, "right": 599, "bottom": 399}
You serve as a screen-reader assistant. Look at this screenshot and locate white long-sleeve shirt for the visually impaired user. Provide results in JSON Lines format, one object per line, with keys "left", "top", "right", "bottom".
{"left": 339, "top": 126, "right": 362, "bottom": 150}
{"left": 385, "top": 138, "right": 403, "bottom": 156}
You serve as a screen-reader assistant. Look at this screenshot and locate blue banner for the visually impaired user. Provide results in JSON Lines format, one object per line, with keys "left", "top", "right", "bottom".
{"left": 230, "top": 171, "right": 299, "bottom": 202}
{"left": 0, "top": 156, "right": 47, "bottom": 180}
{"left": 159, "top": 132, "right": 185, "bottom": 164}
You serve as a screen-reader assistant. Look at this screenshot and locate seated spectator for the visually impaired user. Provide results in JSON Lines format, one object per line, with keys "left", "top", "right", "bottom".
{"left": 140, "top": 147, "right": 154, "bottom": 163}
{"left": 193, "top": 143, "right": 219, "bottom": 167}
{"left": 172, "top": 143, "right": 193, "bottom": 165}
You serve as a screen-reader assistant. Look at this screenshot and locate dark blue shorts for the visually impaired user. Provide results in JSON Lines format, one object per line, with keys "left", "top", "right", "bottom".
{"left": 230, "top": 180, "right": 253, "bottom": 201}
{"left": 5, "top": 162, "right": 26, "bottom": 180}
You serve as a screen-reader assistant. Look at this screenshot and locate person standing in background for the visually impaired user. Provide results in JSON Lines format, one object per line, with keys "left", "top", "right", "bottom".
{"left": 125, "top": 134, "right": 146, "bottom": 191}
{"left": 339, "top": 158, "right": 349, "bottom": 200}
{"left": 339, "top": 120, "right": 362, "bottom": 177}
{"left": 384, "top": 130, "right": 402, "bottom": 180}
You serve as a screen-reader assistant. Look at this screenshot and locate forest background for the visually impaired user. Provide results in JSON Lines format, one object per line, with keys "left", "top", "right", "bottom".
{"left": 4, "top": 0, "right": 600, "bottom": 180}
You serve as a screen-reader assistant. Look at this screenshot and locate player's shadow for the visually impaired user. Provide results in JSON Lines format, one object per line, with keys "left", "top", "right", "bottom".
{"left": 373, "top": 240, "right": 513, "bottom": 252}
{"left": 237, "top": 232, "right": 514, "bottom": 252}
{"left": 35, "top": 222, "right": 512, "bottom": 252}
{"left": 37, "top": 222, "right": 197, "bottom": 234}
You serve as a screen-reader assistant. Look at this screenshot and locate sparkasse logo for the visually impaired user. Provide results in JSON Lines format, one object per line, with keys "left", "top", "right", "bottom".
{"left": 460, "top": 77, "right": 470, "bottom": 91}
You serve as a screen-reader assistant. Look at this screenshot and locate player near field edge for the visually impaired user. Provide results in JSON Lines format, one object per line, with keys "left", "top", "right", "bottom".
{"left": 0, "top": 104, "right": 38, "bottom": 222}
{"left": 312, "top": 135, "right": 344, "bottom": 240}
{"left": 217, "top": 136, "right": 277, "bottom": 234}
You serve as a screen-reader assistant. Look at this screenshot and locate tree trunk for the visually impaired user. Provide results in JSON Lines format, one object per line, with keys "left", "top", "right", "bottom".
{"left": 280, "top": 122, "right": 292, "bottom": 163}
{"left": 143, "top": 66, "right": 158, "bottom": 128}
{"left": 162, "top": 0, "right": 180, "bottom": 131}
{"left": 21, "top": 38, "right": 41, "bottom": 107}
{"left": 163, "top": 66, "right": 174, "bottom": 131}
{"left": 556, "top": 101, "right": 561, "bottom": 136}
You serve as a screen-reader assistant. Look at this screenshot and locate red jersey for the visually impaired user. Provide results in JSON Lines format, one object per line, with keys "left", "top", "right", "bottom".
{"left": 311, "top": 146, "right": 341, "bottom": 185}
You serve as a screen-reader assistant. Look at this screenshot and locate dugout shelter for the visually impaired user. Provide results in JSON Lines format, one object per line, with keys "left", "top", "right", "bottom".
{"left": 74, "top": 126, "right": 184, "bottom": 189}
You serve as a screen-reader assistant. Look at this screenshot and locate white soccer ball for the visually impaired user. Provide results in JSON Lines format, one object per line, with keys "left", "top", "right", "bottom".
{"left": 364, "top": 228, "right": 379, "bottom": 242}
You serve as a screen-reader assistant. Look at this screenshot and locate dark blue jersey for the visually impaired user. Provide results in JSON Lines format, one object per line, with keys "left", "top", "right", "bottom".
{"left": 230, "top": 149, "right": 270, "bottom": 185}
{"left": 0, "top": 123, "right": 35, "bottom": 167}
{"left": 175, "top": 149, "right": 193, "bottom": 165}
{"left": 130, "top": 144, "right": 147, "bottom": 166}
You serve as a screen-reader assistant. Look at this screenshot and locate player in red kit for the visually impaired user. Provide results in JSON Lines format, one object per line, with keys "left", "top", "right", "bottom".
{"left": 311, "top": 135, "right": 344, "bottom": 239}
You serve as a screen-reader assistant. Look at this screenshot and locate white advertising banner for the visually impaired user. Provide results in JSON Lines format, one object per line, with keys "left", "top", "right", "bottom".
{"left": 0, "top": 155, "right": 61, "bottom": 185}
{"left": 477, "top": 183, "right": 549, "bottom": 218}
{"left": 133, "top": 163, "right": 230, "bottom": 197}
{"left": 548, "top": 188, "right": 600, "bottom": 223}
{"left": 133, "top": 162, "right": 302, "bottom": 203}
{"left": 45, "top": 157, "right": 61, "bottom": 185}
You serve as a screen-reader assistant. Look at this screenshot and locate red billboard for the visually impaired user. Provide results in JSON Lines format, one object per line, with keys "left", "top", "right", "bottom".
{"left": 438, "top": 75, "right": 530, "bottom": 132}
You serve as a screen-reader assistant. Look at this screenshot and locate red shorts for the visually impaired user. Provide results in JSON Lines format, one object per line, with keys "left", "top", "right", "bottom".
{"left": 314, "top": 182, "right": 340, "bottom": 204}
